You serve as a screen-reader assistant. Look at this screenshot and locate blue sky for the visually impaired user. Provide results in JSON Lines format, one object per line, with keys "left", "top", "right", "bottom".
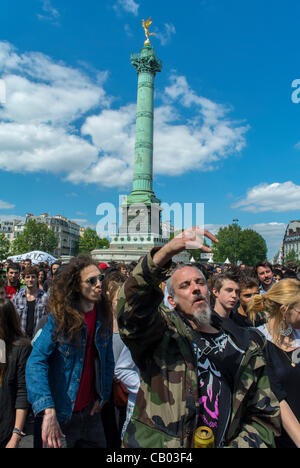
{"left": 0, "top": 0, "right": 300, "bottom": 259}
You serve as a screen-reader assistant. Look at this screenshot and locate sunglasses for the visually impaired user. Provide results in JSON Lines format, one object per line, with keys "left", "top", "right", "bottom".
{"left": 85, "top": 274, "right": 104, "bottom": 286}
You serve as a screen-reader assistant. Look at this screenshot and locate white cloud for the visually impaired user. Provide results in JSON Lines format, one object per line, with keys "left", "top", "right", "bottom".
{"left": 124, "top": 24, "right": 133, "bottom": 37}
{"left": 233, "top": 181, "right": 300, "bottom": 213}
{"left": 37, "top": 0, "right": 60, "bottom": 23}
{"left": 156, "top": 23, "right": 176, "bottom": 46}
{"left": 248, "top": 222, "right": 287, "bottom": 239}
{"left": 0, "top": 42, "right": 248, "bottom": 189}
{"left": 0, "top": 200, "right": 15, "bottom": 210}
{"left": 71, "top": 218, "right": 96, "bottom": 229}
{"left": 0, "top": 122, "right": 98, "bottom": 174}
{"left": 70, "top": 218, "right": 88, "bottom": 226}
{"left": 75, "top": 211, "right": 87, "bottom": 216}
{"left": 114, "top": 0, "right": 139, "bottom": 16}
{"left": 0, "top": 41, "right": 107, "bottom": 180}
{"left": 249, "top": 222, "right": 287, "bottom": 259}
{"left": 79, "top": 75, "right": 248, "bottom": 185}
{"left": 0, "top": 42, "right": 109, "bottom": 125}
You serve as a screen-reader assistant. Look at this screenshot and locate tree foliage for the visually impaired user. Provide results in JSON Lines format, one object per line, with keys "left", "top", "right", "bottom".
{"left": 0, "top": 233, "right": 10, "bottom": 260}
{"left": 78, "top": 228, "right": 110, "bottom": 254}
{"left": 10, "top": 220, "right": 58, "bottom": 255}
{"left": 285, "top": 248, "right": 298, "bottom": 264}
{"left": 212, "top": 224, "right": 267, "bottom": 266}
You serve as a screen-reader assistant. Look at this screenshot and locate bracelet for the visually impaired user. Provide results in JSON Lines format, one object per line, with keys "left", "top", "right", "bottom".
{"left": 12, "top": 427, "right": 25, "bottom": 438}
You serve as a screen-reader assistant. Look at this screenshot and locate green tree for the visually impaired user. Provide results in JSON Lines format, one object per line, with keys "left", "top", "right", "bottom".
{"left": 238, "top": 228, "right": 268, "bottom": 266}
{"left": 285, "top": 249, "right": 298, "bottom": 264}
{"left": 10, "top": 220, "right": 58, "bottom": 255}
{"left": 78, "top": 228, "right": 110, "bottom": 254}
{"left": 0, "top": 233, "right": 10, "bottom": 260}
{"left": 212, "top": 224, "right": 267, "bottom": 266}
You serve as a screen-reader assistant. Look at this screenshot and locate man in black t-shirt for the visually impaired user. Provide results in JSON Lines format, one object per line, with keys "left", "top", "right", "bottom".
{"left": 13, "top": 267, "right": 48, "bottom": 339}
{"left": 166, "top": 265, "right": 253, "bottom": 445}
{"left": 212, "top": 272, "right": 240, "bottom": 320}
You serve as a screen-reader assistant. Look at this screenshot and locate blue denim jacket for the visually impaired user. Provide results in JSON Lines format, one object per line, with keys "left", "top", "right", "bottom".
{"left": 25, "top": 307, "right": 114, "bottom": 424}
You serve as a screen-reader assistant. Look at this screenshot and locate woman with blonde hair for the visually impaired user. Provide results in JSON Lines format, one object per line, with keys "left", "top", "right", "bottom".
{"left": 248, "top": 278, "right": 300, "bottom": 448}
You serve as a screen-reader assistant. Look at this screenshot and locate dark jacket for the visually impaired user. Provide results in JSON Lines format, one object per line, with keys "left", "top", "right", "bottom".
{"left": 0, "top": 339, "right": 32, "bottom": 443}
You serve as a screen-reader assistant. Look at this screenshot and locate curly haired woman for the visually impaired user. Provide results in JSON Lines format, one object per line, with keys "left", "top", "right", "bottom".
{"left": 26, "top": 255, "right": 114, "bottom": 448}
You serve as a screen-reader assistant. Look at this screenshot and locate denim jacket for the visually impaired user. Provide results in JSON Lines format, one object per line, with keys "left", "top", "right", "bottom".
{"left": 25, "top": 306, "right": 114, "bottom": 424}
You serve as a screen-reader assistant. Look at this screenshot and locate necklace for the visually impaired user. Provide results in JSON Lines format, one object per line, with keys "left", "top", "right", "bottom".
{"left": 266, "top": 323, "right": 298, "bottom": 366}
{"left": 282, "top": 349, "right": 297, "bottom": 367}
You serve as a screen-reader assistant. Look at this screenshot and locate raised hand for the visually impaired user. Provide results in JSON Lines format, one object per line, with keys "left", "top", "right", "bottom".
{"left": 153, "top": 226, "right": 218, "bottom": 267}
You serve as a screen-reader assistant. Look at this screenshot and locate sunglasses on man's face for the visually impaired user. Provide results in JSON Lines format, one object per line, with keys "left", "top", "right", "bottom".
{"left": 85, "top": 274, "right": 104, "bottom": 286}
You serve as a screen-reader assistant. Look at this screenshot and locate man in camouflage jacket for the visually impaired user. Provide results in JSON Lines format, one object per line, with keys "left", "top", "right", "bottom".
{"left": 117, "top": 228, "right": 281, "bottom": 448}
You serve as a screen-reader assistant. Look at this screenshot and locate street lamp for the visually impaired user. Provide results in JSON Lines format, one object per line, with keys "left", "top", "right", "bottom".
{"left": 232, "top": 219, "right": 239, "bottom": 264}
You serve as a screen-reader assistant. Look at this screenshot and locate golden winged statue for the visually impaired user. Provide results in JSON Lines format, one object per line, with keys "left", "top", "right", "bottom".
{"left": 142, "top": 17, "right": 156, "bottom": 45}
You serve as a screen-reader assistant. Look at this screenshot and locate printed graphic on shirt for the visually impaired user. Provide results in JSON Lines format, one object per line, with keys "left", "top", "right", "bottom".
{"left": 193, "top": 333, "right": 229, "bottom": 432}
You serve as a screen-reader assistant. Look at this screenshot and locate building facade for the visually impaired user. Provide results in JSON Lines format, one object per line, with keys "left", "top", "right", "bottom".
{"left": 282, "top": 220, "right": 300, "bottom": 262}
{"left": 0, "top": 214, "right": 80, "bottom": 258}
{"left": 0, "top": 218, "right": 24, "bottom": 243}
{"left": 26, "top": 213, "right": 80, "bottom": 257}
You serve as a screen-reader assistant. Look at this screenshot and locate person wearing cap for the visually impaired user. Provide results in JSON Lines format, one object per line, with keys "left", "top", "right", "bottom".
{"left": 99, "top": 263, "right": 108, "bottom": 272}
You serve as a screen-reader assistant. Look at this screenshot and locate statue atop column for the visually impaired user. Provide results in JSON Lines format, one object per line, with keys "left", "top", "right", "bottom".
{"left": 142, "top": 17, "right": 156, "bottom": 46}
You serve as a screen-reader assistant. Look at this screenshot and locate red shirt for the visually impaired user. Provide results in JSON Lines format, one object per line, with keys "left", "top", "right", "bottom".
{"left": 6, "top": 285, "right": 18, "bottom": 300}
{"left": 73, "top": 307, "right": 97, "bottom": 412}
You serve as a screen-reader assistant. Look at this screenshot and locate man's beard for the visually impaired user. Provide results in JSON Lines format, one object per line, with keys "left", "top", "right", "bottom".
{"left": 174, "top": 294, "right": 212, "bottom": 326}
{"left": 192, "top": 301, "right": 212, "bottom": 326}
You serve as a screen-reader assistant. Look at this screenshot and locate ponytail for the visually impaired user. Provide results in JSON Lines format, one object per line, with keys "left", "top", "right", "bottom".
{"left": 247, "top": 294, "right": 266, "bottom": 326}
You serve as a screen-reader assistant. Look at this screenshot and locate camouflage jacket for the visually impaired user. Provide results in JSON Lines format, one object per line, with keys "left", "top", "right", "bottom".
{"left": 117, "top": 252, "right": 281, "bottom": 448}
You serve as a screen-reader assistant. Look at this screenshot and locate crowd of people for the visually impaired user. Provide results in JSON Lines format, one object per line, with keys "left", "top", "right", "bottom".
{"left": 0, "top": 229, "right": 300, "bottom": 449}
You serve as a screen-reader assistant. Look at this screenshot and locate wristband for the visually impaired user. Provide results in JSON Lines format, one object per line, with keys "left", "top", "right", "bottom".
{"left": 13, "top": 427, "right": 25, "bottom": 437}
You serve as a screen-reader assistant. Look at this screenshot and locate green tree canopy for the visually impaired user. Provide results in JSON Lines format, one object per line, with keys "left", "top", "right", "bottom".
{"left": 285, "top": 248, "right": 298, "bottom": 264}
{"left": 0, "top": 233, "right": 10, "bottom": 261}
{"left": 212, "top": 224, "right": 267, "bottom": 266}
{"left": 10, "top": 220, "right": 58, "bottom": 255}
{"left": 78, "top": 228, "right": 110, "bottom": 254}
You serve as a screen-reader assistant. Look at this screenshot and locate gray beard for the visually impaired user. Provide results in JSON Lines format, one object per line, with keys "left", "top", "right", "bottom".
{"left": 172, "top": 294, "right": 212, "bottom": 326}
{"left": 192, "top": 302, "right": 212, "bottom": 326}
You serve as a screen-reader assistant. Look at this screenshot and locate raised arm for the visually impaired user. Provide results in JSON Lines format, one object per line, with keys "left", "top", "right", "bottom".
{"left": 117, "top": 227, "right": 217, "bottom": 367}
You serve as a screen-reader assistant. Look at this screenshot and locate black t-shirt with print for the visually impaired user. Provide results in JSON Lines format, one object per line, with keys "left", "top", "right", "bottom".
{"left": 192, "top": 330, "right": 244, "bottom": 443}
